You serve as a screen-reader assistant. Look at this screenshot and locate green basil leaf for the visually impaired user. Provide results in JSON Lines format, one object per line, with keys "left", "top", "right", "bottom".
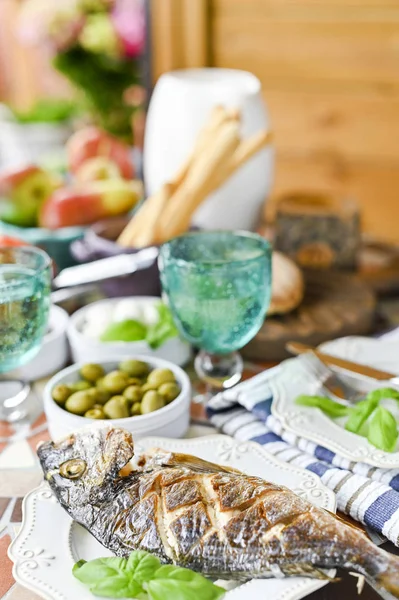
{"left": 126, "top": 550, "right": 161, "bottom": 584}
{"left": 146, "top": 303, "right": 179, "bottom": 350}
{"left": 295, "top": 395, "right": 349, "bottom": 418}
{"left": 367, "top": 388, "right": 399, "bottom": 403}
{"left": 145, "top": 565, "right": 225, "bottom": 600}
{"left": 72, "top": 557, "right": 128, "bottom": 585}
{"left": 100, "top": 319, "right": 147, "bottom": 343}
{"left": 345, "top": 398, "right": 379, "bottom": 435}
{"left": 90, "top": 574, "right": 141, "bottom": 598}
{"left": 368, "top": 406, "right": 398, "bottom": 453}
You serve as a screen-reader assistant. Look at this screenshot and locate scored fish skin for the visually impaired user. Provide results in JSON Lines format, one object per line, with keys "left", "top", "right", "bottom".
{"left": 37, "top": 426, "right": 399, "bottom": 597}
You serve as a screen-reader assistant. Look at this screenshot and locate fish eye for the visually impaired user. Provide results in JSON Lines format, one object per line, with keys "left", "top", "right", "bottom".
{"left": 59, "top": 458, "right": 87, "bottom": 480}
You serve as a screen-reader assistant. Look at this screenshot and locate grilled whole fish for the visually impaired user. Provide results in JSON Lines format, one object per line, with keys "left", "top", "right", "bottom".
{"left": 38, "top": 426, "right": 399, "bottom": 596}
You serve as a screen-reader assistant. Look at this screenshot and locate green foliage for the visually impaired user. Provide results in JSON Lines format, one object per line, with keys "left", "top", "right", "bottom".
{"left": 53, "top": 47, "right": 139, "bottom": 141}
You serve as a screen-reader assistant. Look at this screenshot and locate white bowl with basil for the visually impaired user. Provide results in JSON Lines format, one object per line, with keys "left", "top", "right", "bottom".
{"left": 67, "top": 297, "right": 191, "bottom": 366}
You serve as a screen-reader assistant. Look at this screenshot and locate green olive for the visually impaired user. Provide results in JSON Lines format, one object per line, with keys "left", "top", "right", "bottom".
{"left": 65, "top": 391, "right": 96, "bottom": 415}
{"left": 141, "top": 382, "right": 158, "bottom": 394}
{"left": 130, "top": 402, "right": 142, "bottom": 416}
{"left": 51, "top": 384, "right": 72, "bottom": 405}
{"left": 158, "top": 382, "right": 180, "bottom": 403}
{"left": 141, "top": 391, "right": 165, "bottom": 414}
{"left": 69, "top": 380, "right": 92, "bottom": 392}
{"left": 128, "top": 377, "right": 142, "bottom": 386}
{"left": 102, "top": 370, "right": 130, "bottom": 394}
{"left": 92, "top": 389, "right": 111, "bottom": 405}
{"left": 96, "top": 377, "right": 107, "bottom": 391}
{"left": 103, "top": 396, "right": 130, "bottom": 419}
{"left": 119, "top": 359, "right": 150, "bottom": 378}
{"left": 123, "top": 385, "right": 142, "bottom": 403}
{"left": 85, "top": 407, "right": 106, "bottom": 419}
{"left": 80, "top": 363, "right": 105, "bottom": 383}
{"left": 146, "top": 368, "right": 175, "bottom": 388}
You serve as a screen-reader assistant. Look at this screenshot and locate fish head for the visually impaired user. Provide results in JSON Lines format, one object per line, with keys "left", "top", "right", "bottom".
{"left": 37, "top": 426, "right": 134, "bottom": 509}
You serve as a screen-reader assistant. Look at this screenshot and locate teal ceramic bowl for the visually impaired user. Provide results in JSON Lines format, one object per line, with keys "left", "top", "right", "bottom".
{"left": 0, "top": 220, "right": 86, "bottom": 270}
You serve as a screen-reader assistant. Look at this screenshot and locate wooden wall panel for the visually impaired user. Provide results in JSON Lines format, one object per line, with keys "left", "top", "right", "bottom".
{"left": 211, "top": 0, "right": 399, "bottom": 243}
{"left": 212, "top": 13, "right": 399, "bottom": 90}
{"left": 264, "top": 89, "right": 399, "bottom": 163}
{"left": 216, "top": 0, "right": 399, "bottom": 7}
{"left": 150, "top": 0, "right": 209, "bottom": 82}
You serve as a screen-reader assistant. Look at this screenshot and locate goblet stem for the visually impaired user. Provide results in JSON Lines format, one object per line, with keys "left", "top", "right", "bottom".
{"left": 194, "top": 350, "right": 243, "bottom": 399}
{"left": 0, "top": 380, "right": 30, "bottom": 423}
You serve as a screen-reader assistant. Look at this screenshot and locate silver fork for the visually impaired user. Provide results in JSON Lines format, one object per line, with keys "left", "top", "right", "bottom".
{"left": 300, "top": 352, "right": 367, "bottom": 404}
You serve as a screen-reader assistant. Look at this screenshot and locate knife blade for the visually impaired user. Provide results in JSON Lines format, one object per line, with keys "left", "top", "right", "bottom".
{"left": 286, "top": 341, "right": 399, "bottom": 383}
{"left": 53, "top": 246, "right": 159, "bottom": 288}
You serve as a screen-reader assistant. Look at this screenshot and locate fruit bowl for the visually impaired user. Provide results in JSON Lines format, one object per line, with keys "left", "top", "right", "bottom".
{"left": 44, "top": 356, "right": 191, "bottom": 441}
{"left": 0, "top": 219, "right": 85, "bottom": 270}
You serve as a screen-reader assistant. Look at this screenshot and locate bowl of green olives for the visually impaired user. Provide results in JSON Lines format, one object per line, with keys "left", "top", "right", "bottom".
{"left": 44, "top": 356, "right": 191, "bottom": 441}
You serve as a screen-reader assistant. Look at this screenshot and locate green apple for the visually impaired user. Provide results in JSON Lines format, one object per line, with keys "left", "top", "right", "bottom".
{"left": 0, "top": 166, "right": 57, "bottom": 227}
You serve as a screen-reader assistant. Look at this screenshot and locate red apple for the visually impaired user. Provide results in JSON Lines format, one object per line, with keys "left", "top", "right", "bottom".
{"left": 74, "top": 156, "right": 122, "bottom": 183}
{"left": 67, "top": 126, "right": 134, "bottom": 180}
{"left": 39, "top": 179, "right": 142, "bottom": 229}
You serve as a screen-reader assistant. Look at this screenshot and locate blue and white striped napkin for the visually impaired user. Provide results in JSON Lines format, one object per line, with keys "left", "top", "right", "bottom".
{"left": 207, "top": 361, "right": 399, "bottom": 546}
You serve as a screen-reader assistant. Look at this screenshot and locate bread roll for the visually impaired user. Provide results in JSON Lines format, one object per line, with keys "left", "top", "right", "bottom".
{"left": 268, "top": 251, "right": 304, "bottom": 315}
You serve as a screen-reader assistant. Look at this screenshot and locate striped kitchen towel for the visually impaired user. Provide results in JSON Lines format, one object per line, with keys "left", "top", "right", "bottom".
{"left": 207, "top": 360, "right": 399, "bottom": 546}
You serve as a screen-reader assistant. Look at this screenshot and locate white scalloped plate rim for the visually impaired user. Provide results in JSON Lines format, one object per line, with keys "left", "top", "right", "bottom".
{"left": 271, "top": 358, "right": 399, "bottom": 468}
{"left": 8, "top": 434, "right": 336, "bottom": 600}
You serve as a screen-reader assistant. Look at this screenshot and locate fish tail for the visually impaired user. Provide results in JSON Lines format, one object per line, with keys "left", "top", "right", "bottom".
{"left": 375, "top": 567, "right": 399, "bottom": 599}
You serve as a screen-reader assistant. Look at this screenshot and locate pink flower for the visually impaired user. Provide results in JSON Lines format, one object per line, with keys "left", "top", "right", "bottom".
{"left": 111, "top": 0, "right": 146, "bottom": 58}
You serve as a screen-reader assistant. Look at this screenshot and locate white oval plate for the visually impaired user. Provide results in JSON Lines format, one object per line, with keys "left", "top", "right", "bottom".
{"left": 9, "top": 435, "right": 335, "bottom": 600}
{"left": 271, "top": 357, "right": 399, "bottom": 468}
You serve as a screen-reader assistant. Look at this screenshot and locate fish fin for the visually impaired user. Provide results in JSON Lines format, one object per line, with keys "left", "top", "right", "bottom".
{"left": 275, "top": 564, "right": 337, "bottom": 581}
{"left": 145, "top": 448, "right": 242, "bottom": 474}
{"left": 326, "top": 510, "right": 368, "bottom": 536}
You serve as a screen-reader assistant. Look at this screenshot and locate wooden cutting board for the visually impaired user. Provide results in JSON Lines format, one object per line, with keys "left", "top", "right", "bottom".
{"left": 242, "top": 270, "right": 376, "bottom": 362}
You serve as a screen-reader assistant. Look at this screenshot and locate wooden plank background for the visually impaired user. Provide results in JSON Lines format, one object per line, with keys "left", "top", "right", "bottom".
{"left": 212, "top": 0, "right": 399, "bottom": 243}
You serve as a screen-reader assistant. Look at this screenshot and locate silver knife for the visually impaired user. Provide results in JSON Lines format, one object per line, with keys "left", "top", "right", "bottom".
{"left": 286, "top": 341, "right": 399, "bottom": 384}
{"left": 53, "top": 246, "right": 159, "bottom": 288}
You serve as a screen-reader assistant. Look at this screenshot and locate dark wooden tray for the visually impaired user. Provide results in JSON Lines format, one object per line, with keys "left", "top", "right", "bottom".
{"left": 242, "top": 270, "right": 376, "bottom": 362}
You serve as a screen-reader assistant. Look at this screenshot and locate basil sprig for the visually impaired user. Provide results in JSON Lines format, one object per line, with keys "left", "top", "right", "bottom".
{"left": 344, "top": 397, "right": 379, "bottom": 435}
{"left": 368, "top": 407, "right": 398, "bottom": 453}
{"left": 296, "top": 395, "right": 349, "bottom": 418}
{"left": 73, "top": 550, "right": 225, "bottom": 600}
{"left": 295, "top": 387, "right": 399, "bottom": 453}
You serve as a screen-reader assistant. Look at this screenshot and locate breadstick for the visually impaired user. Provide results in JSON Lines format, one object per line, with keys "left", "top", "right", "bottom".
{"left": 133, "top": 183, "right": 175, "bottom": 248}
{"left": 207, "top": 129, "right": 273, "bottom": 194}
{"left": 159, "top": 121, "right": 241, "bottom": 240}
{"left": 172, "top": 105, "right": 236, "bottom": 188}
{"left": 118, "top": 106, "right": 237, "bottom": 246}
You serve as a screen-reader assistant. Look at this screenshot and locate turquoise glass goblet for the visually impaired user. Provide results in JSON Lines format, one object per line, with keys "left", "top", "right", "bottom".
{"left": 158, "top": 231, "right": 272, "bottom": 390}
{"left": 0, "top": 246, "right": 51, "bottom": 420}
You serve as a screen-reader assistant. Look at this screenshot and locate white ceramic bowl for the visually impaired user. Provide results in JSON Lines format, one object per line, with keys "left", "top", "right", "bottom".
{"left": 8, "top": 305, "right": 70, "bottom": 381}
{"left": 44, "top": 356, "right": 191, "bottom": 441}
{"left": 67, "top": 297, "right": 191, "bottom": 366}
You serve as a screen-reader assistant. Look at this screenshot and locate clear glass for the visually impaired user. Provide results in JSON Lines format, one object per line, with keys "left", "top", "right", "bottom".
{"left": 158, "top": 231, "right": 272, "bottom": 392}
{"left": 0, "top": 247, "right": 51, "bottom": 420}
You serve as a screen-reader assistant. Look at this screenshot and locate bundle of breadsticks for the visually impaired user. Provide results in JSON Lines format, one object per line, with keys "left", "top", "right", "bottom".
{"left": 118, "top": 105, "right": 272, "bottom": 248}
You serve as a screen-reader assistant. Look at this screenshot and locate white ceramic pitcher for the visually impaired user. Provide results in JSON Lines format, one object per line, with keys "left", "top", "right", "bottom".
{"left": 143, "top": 68, "right": 274, "bottom": 231}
